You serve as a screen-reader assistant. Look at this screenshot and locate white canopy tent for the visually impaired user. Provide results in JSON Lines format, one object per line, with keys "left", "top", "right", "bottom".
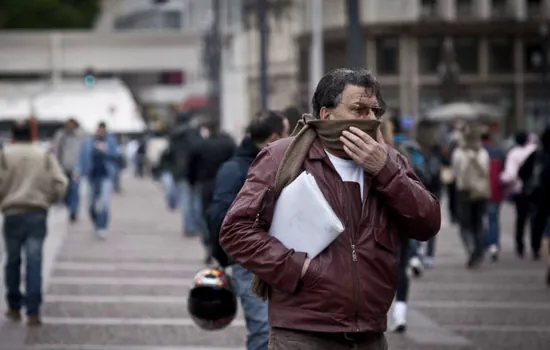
{"left": 0, "top": 79, "right": 146, "bottom": 134}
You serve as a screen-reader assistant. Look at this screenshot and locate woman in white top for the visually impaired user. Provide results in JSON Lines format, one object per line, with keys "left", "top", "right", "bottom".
{"left": 452, "top": 123, "right": 490, "bottom": 268}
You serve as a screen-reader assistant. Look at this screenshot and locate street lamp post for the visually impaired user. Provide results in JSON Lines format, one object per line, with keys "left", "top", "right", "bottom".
{"left": 203, "top": 0, "right": 222, "bottom": 127}
{"left": 258, "top": 0, "right": 269, "bottom": 111}
{"left": 437, "top": 37, "right": 460, "bottom": 104}
{"left": 346, "top": 0, "right": 363, "bottom": 68}
{"left": 540, "top": 23, "right": 549, "bottom": 126}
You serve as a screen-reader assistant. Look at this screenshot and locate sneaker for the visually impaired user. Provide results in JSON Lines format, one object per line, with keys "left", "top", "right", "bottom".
{"left": 409, "top": 256, "right": 424, "bottom": 278}
{"left": 488, "top": 244, "right": 499, "bottom": 262}
{"left": 5, "top": 309, "right": 21, "bottom": 322}
{"left": 96, "top": 229, "right": 108, "bottom": 240}
{"left": 27, "top": 315, "right": 42, "bottom": 327}
{"left": 392, "top": 301, "right": 407, "bottom": 333}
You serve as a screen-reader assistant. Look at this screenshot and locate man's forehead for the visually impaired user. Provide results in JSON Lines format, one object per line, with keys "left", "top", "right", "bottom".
{"left": 342, "top": 85, "right": 378, "bottom": 104}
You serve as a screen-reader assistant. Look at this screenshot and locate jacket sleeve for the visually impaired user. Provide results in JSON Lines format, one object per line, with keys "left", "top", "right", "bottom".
{"left": 219, "top": 147, "right": 307, "bottom": 294}
{"left": 372, "top": 148, "right": 441, "bottom": 241}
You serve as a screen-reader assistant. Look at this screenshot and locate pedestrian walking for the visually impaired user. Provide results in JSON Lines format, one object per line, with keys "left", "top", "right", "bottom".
{"left": 501, "top": 132, "right": 540, "bottom": 259}
{"left": 74, "top": 122, "right": 120, "bottom": 239}
{"left": 1, "top": 120, "right": 68, "bottom": 326}
{"left": 208, "top": 111, "right": 289, "bottom": 350}
{"left": 220, "top": 68, "right": 441, "bottom": 349}
{"left": 481, "top": 129, "right": 506, "bottom": 261}
{"left": 51, "top": 118, "right": 86, "bottom": 223}
{"left": 188, "top": 120, "right": 236, "bottom": 264}
{"left": 452, "top": 122, "right": 490, "bottom": 268}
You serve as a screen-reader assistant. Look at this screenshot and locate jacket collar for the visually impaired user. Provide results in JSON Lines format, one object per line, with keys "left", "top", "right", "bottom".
{"left": 307, "top": 138, "right": 327, "bottom": 160}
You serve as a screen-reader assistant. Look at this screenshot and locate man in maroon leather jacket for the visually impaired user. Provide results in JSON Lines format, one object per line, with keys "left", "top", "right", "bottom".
{"left": 220, "top": 68, "right": 441, "bottom": 349}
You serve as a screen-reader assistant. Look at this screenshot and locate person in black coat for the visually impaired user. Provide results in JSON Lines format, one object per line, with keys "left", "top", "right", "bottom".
{"left": 207, "top": 111, "right": 288, "bottom": 350}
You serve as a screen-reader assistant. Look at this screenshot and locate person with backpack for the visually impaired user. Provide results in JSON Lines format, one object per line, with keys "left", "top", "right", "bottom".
{"left": 208, "top": 111, "right": 289, "bottom": 350}
{"left": 452, "top": 122, "right": 490, "bottom": 268}
{"left": 501, "top": 132, "right": 539, "bottom": 259}
{"left": 1, "top": 120, "right": 68, "bottom": 326}
{"left": 219, "top": 68, "right": 440, "bottom": 349}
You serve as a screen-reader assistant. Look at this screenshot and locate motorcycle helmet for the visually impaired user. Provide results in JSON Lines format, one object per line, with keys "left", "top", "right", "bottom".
{"left": 187, "top": 267, "right": 238, "bottom": 330}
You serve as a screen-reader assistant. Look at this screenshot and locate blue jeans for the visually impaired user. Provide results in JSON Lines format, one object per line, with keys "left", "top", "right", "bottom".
{"left": 161, "top": 172, "right": 178, "bottom": 210}
{"left": 179, "top": 180, "right": 206, "bottom": 237}
{"left": 64, "top": 175, "right": 80, "bottom": 216}
{"left": 485, "top": 202, "right": 501, "bottom": 248}
{"left": 232, "top": 264, "right": 269, "bottom": 350}
{"left": 3, "top": 211, "right": 47, "bottom": 316}
{"left": 88, "top": 177, "right": 112, "bottom": 231}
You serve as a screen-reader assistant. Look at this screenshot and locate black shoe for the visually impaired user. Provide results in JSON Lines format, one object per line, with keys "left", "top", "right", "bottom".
{"left": 204, "top": 256, "right": 213, "bottom": 265}
{"left": 69, "top": 213, "right": 77, "bottom": 223}
{"left": 533, "top": 252, "right": 541, "bottom": 261}
{"left": 546, "top": 267, "right": 550, "bottom": 287}
{"left": 392, "top": 324, "right": 407, "bottom": 333}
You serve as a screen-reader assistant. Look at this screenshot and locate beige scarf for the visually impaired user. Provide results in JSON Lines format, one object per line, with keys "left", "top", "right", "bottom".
{"left": 250, "top": 115, "right": 381, "bottom": 300}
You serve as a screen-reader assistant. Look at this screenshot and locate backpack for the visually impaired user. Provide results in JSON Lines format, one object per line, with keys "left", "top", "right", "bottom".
{"left": 523, "top": 152, "right": 543, "bottom": 200}
{"left": 460, "top": 150, "right": 490, "bottom": 200}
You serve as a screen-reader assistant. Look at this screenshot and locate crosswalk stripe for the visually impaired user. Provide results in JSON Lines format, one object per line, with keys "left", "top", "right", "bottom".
{"left": 49, "top": 277, "right": 193, "bottom": 286}
{"left": 41, "top": 317, "right": 246, "bottom": 327}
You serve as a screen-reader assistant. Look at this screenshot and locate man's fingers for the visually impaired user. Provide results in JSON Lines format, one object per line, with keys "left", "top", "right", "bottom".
{"left": 349, "top": 126, "right": 376, "bottom": 144}
{"left": 342, "top": 130, "right": 368, "bottom": 149}
{"left": 341, "top": 135, "right": 362, "bottom": 155}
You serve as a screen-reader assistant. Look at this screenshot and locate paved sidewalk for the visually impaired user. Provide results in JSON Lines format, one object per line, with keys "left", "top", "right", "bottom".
{"left": 0, "top": 176, "right": 549, "bottom": 349}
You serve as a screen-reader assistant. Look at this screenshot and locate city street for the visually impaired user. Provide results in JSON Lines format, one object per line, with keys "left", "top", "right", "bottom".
{"left": 1, "top": 174, "right": 550, "bottom": 349}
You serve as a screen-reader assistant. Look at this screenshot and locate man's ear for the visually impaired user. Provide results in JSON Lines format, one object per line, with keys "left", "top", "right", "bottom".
{"left": 319, "top": 107, "right": 331, "bottom": 120}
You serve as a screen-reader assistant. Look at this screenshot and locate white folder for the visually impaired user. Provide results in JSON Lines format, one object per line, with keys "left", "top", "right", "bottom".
{"left": 269, "top": 171, "right": 345, "bottom": 258}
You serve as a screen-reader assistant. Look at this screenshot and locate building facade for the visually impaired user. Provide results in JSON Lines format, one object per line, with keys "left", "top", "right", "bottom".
{"left": 252, "top": 0, "right": 549, "bottom": 133}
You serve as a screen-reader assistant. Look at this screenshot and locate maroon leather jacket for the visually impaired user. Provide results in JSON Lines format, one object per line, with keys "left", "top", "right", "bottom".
{"left": 220, "top": 137, "right": 441, "bottom": 334}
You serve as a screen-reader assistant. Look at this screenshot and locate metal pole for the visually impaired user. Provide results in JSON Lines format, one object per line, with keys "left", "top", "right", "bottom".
{"left": 206, "top": 0, "right": 222, "bottom": 128}
{"left": 258, "top": 0, "right": 269, "bottom": 111}
{"left": 309, "top": 0, "right": 324, "bottom": 105}
{"left": 346, "top": 0, "right": 363, "bottom": 68}
{"left": 540, "top": 24, "right": 549, "bottom": 125}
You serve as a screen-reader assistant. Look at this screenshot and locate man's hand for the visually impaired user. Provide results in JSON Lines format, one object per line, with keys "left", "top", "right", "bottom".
{"left": 301, "top": 258, "right": 311, "bottom": 278}
{"left": 341, "top": 126, "right": 388, "bottom": 175}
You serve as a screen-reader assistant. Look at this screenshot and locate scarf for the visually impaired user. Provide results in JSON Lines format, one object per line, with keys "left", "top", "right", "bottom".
{"left": 250, "top": 114, "right": 381, "bottom": 300}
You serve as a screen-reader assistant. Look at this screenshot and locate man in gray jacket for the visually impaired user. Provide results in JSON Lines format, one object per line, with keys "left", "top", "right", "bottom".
{"left": 1, "top": 120, "right": 68, "bottom": 326}
{"left": 52, "top": 118, "right": 86, "bottom": 222}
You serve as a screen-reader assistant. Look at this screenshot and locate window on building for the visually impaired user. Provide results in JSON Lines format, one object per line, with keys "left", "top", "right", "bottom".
{"left": 455, "top": 37, "right": 479, "bottom": 74}
{"left": 527, "top": 0, "right": 543, "bottom": 18}
{"left": 376, "top": 37, "right": 400, "bottom": 75}
{"left": 418, "top": 37, "right": 443, "bottom": 74}
{"left": 491, "top": 0, "right": 510, "bottom": 18}
{"left": 488, "top": 37, "right": 514, "bottom": 73}
{"left": 456, "top": 0, "right": 474, "bottom": 18}
{"left": 420, "top": 0, "right": 438, "bottom": 19}
{"left": 524, "top": 39, "right": 546, "bottom": 73}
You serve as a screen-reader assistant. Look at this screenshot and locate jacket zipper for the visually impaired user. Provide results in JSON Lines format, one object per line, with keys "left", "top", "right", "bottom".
{"left": 252, "top": 188, "right": 271, "bottom": 228}
{"left": 350, "top": 186, "right": 369, "bottom": 332}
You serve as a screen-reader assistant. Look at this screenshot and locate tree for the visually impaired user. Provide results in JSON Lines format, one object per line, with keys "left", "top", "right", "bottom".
{"left": 0, "top": 0, "right": 101, "bottom": 29}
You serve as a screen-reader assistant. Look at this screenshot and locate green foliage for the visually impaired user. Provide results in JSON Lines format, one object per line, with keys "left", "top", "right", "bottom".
{"left": 0, "top": 0, "right": 101, "bottom": 29}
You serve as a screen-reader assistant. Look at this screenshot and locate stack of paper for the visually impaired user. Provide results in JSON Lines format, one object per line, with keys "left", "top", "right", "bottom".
{"left": 269, "top": 171, "right": 345, "bottom": 258}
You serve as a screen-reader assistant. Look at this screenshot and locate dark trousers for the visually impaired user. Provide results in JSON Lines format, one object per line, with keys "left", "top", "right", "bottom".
{"left": 3, "top": 211, "right": 47, "bottom": 316}
{"left": 458, "top": 192, "right": 486, "bottom": 257}
{"left": 395, "top": 237, "right": 410, "bottom": 302}
{"left": 447, "top": 182, "right": 458, "bottom": 223}
{"left": 268, "top": 327, "right": 387, "bottom": 350}
{"left": 515, "top": 194, "right": 545, "bottom": 256}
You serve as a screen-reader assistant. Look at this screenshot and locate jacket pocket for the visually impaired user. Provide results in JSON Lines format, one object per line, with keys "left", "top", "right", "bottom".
{"left": 300, "top": 257, "right": 321, "bottom": 289}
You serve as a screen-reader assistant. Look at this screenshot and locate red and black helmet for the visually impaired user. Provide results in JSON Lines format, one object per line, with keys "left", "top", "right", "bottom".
{"left": 187, "top": 267, "right": 238, "bottom": 331}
